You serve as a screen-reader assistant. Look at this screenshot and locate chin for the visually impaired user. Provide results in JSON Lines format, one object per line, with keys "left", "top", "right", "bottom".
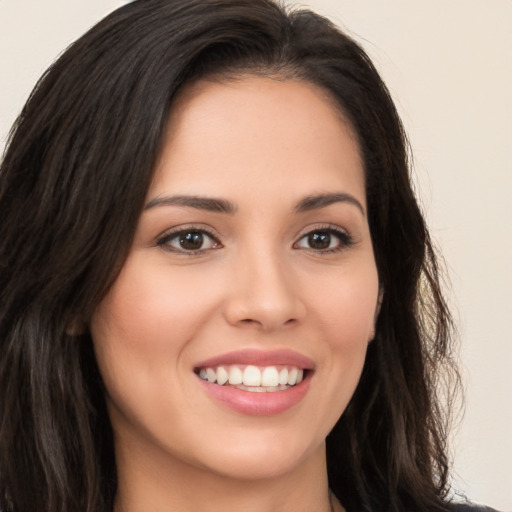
{"left": 187, "top": 426, "right": 327, "bottom": 482}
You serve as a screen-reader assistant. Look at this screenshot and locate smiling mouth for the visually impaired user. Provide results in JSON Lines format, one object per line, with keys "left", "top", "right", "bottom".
{"left": 195, "top": 365, "right": 305, "bottom": 392}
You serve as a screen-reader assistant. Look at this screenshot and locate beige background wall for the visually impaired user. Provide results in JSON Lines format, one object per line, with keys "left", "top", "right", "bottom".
{"left": 1, "top": 1, "right": 511, "bottom": 510}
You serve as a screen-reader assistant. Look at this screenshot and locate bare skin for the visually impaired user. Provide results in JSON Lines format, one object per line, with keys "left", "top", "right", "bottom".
{"left": 91, "top": 76, "right": 377, "bottom": 512}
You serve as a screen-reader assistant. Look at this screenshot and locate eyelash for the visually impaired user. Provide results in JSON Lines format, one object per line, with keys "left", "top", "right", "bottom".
{"left": 294, "top": 224, "right": 355, "bottom": 254}
{"left": 156, "top": 225, "right": 221, "bottom": 255}
{"left": 156, "top": 224, "right": 354, "bottom": 255}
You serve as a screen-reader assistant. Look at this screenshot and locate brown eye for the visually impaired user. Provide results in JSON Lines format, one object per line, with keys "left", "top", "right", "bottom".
{"left": 179, "top": 231, "right": 205, "bottom": 250}
{"left": 158, "top": 229, "right": 219, "bottom": 253}
{"left": 295, "top": 227, "right": 353, "bottom": 252}
{"left": 307, "top": 232, "right": 331, "bottom": 250}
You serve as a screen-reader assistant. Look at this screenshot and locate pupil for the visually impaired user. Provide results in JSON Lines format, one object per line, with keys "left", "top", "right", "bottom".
{"left": 308, "top": 232, "right": 330, "bottom": 249}
{"left": 180, "top": 231, "right": 203, "bottom": 250}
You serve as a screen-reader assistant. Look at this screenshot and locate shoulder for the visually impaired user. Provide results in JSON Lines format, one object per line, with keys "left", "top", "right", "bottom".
{"left": 450, "top": 502, "right": 503, "bottom": 512}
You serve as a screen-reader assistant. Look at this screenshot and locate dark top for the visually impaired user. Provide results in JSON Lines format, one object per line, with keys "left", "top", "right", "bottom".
{"left": 452, "top": 503, "right": 503, "bottom": 512}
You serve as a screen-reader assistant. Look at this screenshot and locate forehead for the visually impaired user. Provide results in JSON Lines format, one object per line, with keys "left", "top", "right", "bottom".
{"left": 151, "top": 76, "right": 365, "bottom": 208}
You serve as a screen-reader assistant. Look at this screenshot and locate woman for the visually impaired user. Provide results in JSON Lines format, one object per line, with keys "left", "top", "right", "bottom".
{"left": 0, "top": 1, "right": 498, "bottom": 511}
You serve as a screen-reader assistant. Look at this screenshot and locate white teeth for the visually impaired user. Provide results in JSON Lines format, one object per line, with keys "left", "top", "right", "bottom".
{"left": 287, "top": 367, "right": 298, "bottom": 385}
{"left": 242, "top": 365, "right": 261, "bottom": 386}
{"left": 239, "top": 385, "right": 266, "bottom": 393}
{"left": 237, "top": 384, "right": 289, "bottom": 392}
{"left": 198, "top": 364, "right": 306, "bottom": 390}
{"left": 216, "top": 366, "right": 229, "bottom": 385}
{"left": 261, "top": 366, "right": 279, "bottom": 387}
{"left": 228, "top": 366, "right": 243, "bottom": 385}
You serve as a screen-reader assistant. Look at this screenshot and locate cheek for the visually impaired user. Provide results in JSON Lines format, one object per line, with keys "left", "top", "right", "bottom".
{"left": 310, "top": 265, "right": 379, "bottom": 350}
{"left": 91, "top": 256, "right": 221, "bottom": 360}
{"left": 88, "top": 257, "right": 223, "bottom": 436}
{"left": 299, "top": 264, "right": 379, "bottom": 435}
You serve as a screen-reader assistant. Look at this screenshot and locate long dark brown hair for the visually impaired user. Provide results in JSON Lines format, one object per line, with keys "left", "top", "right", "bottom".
{"left": 0, "top": 1, "right": 459, "bottom": 511}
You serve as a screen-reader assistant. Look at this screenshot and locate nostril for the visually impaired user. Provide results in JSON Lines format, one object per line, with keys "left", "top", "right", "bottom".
{"left": 238, "top": 318, "right": 263, "bottom": 326}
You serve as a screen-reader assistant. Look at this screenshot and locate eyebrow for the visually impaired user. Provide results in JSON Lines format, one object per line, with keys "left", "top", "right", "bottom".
{"left": 295, "top": 192, "right": 365, "bottom": 215}
{"left": 144, "top": 191, "right": 365, "bottom": 216}
{"left": 144, "top": 195, "right": 237, "bottom": 214}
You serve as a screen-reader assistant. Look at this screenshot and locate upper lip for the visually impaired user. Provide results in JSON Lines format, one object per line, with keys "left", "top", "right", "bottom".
{"left": 194, "top": 349, "right": 315, "bottom": 370}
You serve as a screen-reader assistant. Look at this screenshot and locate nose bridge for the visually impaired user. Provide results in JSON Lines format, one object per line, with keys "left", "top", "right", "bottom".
{"left": 225, "top": 241, "right": 304, "bottom": 330}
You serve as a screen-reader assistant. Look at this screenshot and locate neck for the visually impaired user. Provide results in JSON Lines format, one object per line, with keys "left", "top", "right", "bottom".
{"left": 113, "top": 433, "right": 339, "bottom": 512}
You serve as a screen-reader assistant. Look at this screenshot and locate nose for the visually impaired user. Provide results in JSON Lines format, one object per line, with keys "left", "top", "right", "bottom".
{"left": 223, "top": 250, "right": 306, "bottom": 331}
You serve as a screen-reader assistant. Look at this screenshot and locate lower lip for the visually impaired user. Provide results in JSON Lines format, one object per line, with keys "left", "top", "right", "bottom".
{"left": 197, "top": 373, "right": 311, "bottom": 416}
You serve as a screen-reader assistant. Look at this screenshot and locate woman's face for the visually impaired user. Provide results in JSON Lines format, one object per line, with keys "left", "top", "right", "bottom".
{"left": 91, "top": 76, "right": 380, "bottom": 482}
